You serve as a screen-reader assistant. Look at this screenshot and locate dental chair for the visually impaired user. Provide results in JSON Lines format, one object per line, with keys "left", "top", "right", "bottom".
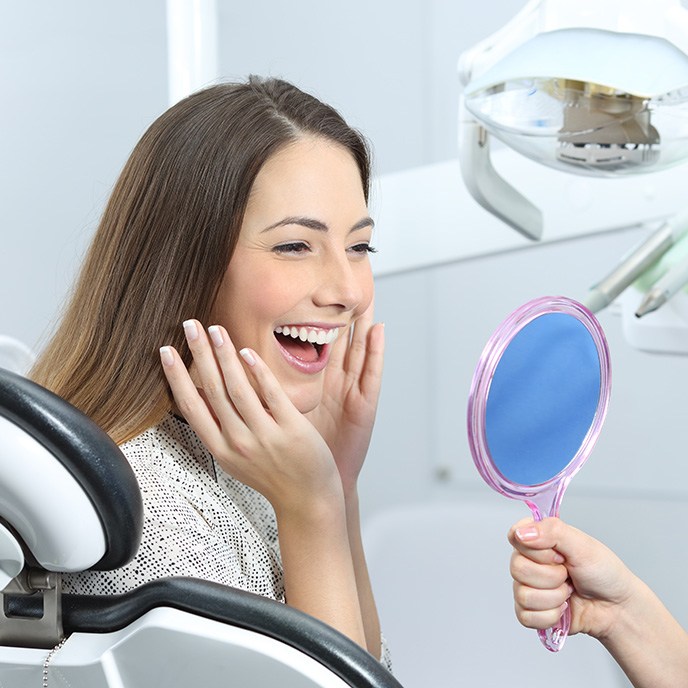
{"left": 0, "top": 368, "right": 403, "bottom": 688}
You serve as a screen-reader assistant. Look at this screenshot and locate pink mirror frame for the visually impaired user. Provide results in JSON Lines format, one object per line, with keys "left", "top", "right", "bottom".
{"left": 466, "top": 296, "right": 611, "bottom": 651}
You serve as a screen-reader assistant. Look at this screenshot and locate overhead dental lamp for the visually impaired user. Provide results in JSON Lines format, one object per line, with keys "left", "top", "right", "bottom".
{"left": 458, "top": 0, "right": 688, "bottom": 240}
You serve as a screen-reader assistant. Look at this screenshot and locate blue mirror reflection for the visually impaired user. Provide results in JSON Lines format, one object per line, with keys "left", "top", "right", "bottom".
{"left": 485, "top": 313, "right": 601, "bottom": 486}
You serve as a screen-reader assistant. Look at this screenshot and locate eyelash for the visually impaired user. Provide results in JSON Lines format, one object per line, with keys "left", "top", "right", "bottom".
{"left": 273, "top": 242, "right": 310, "bottom": 254}
{"left": 351, "top": 243, "right": 378, "bottom": 255}
{"left": 272, "top": 242, "right": 377, "bottom": 255}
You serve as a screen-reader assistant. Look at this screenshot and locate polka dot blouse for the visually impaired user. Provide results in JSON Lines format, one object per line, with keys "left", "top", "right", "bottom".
{"left": 63, "top": 414, "right": 284, "bottom": 598}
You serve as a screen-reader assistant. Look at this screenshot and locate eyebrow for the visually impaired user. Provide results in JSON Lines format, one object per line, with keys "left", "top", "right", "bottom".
{"left": 261, "top": 215, "right": 375, "bottom": 233}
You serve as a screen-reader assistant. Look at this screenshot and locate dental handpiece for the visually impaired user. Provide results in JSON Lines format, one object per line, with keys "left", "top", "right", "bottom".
{"left": 583, "top": 207, "right": 688, "bottom": 314}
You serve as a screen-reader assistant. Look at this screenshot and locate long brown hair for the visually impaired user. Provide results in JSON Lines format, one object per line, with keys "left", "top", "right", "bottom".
{"left": 31, "top": 76, "right": 372, "bottom": 444}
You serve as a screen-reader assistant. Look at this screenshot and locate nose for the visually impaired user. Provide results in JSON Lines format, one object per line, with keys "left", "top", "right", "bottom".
{"left": 312, "top": 253, "right": 370, "bottom": 313}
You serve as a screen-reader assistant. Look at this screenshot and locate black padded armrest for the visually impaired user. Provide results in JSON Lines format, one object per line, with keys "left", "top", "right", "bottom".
{"left": 56, "top": 577, "right": 403, "bottom": 688}
{"left": 0, "top": 368, "right": 143, "bottom": 570}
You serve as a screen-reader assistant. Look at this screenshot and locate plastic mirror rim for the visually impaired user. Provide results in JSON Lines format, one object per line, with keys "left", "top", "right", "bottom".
{"left": 466, "top": 295, "right": 611, "bottom": 504}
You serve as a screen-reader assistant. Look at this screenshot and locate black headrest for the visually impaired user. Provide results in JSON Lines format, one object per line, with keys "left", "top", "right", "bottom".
{"left": 0, "top": 368, "right": 143, "bottom": 570}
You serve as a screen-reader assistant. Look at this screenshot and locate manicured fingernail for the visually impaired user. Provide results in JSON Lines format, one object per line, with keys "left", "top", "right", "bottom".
{"left": 239, "top": 348, "right": 256, "bottom": 366}
{"left": 208, "top": 325, "right": 224, "bottom": 347}
{"left": 159, "top": 346, "right": 174, "bottom": 367}
{"left": 559, "top": 601, "right": 569, "bottom": 614}
{"left": 515, "top": 526, "right": 539, "bottom": 541}
{"left": 183, "top": 319, "right": 199, "bottom": 341}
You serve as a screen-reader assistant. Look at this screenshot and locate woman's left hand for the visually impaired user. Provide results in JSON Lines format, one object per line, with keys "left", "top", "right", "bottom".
{"left": 306, "top": 303, "right": 384, "bottom": 496}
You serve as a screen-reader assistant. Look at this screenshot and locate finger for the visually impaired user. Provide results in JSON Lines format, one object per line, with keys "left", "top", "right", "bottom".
{"left": 513, "top": 579, "right": 573, "bottom": 613}
{"left": 344, "top": 304, "right": 375, "bottom": 378}
{"left": 206, "top": 324, "right": 274, "bottom": 434}
{"left": 183, "top": 321, "right": 273, "bottom": 456}
{"left": 510, "top": 550, "right": 569, "bottom": 590}
{"left": 233, "top": 345, "right": 300, "bottom": 426}
{"left": 358, "top": 322, "right": 385, "bottom": 401}
{"left": 507, "top": 518, "right": 564, "bottom": 566}
{"left": 159, "top": 344, "right": 225, "bottom": 453}
{"left": 326, "top": 322, "right": 349, "bottom": 372}
{"left": 182, "top": 319, "right": 231, "bottom": 413}
{"left": 508, "top": 517, "right": 600, "bottom": 569}
{"left": 516, "top": 601, "right": 570, "bottom": 631}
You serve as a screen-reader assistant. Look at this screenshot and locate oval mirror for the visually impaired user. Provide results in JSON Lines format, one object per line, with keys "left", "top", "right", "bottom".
{"left": 466, "top": 296, "right": 611, "bottom": 652}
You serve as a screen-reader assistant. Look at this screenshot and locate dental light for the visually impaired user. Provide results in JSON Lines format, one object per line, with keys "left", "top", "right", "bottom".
{"left": 458, "top": 0, "right": 688, "bottom": 240}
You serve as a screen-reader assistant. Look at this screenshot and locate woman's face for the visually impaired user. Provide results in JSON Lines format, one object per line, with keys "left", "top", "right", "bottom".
{"left": 211, "top": 136, "right": 375, "bottom": 413}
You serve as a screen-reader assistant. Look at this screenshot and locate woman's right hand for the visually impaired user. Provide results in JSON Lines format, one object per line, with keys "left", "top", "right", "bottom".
{"left": 160, "top": 320, "right": 368, "bottom": 648}
{"left": 510, "top": 517, "right": 688, "bottom": 688}
{"left": 508, "top": 517, "right": 638, "bottom": 641}
{"left": 159, "top": 319, "right": 343, "bottom": 518}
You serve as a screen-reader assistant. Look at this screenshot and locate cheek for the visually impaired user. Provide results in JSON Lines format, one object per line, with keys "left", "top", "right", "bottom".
{"left": 357, "top": 268, "right": 375, "bottom": 314}
{"left": 217, "top": 267, "right": 293, "bottom": 332}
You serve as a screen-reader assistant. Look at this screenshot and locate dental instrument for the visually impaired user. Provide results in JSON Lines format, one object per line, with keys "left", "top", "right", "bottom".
{"left": 635, "top": 251, "right": 688, "bottom": 317}
{"left": 584, "top": 207, "right": 688, "bottom": 313}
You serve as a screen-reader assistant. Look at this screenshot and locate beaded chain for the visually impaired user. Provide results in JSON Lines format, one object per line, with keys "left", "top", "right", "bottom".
{"left": 42, "top": 637, "right": 67, "bottom": 688}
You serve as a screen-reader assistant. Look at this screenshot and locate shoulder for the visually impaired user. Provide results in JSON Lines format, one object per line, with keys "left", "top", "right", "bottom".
{"left": 118, "top": 415, "right": 218, "bottom": 499}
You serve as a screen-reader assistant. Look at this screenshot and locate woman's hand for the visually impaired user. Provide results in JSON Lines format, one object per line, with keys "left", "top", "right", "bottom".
{"left": 509, "top": 517, "right": 688, "bottom": 688}
{"left": 160, "top": 320, "right": 343, "bottom": 517}
{"left": 508, "top": 517, "right": 637, "bottom": 640}
{"left": 160, "top": 319, "right": 369, "bottom": 648}
{"left": 305, "top": 303, "right": 384, "bottom": 496}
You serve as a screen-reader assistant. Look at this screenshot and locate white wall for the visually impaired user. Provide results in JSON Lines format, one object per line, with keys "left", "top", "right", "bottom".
{"left": 216, "top": 0, "right": 530, "bottom": 175}
{"left": 2, "top": 0, "right": 169, "bottom": 350}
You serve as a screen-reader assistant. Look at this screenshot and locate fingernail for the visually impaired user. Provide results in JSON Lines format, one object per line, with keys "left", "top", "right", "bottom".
{"left": 515, "top": 526, "right": 539, "bottom": 541}
{"left": 208, "top": 325, "right": 224, "bottom": 347}
{"left": 183, "top": 319, "right": 199, "bottom": 341}
{"left": 159, "top": 346, "right": 174, "bottom": 367}
{"left": 553, "top": 552, "right": 565, "bottom": 564}
{"left": 239, "top": 348, "right": 256, "bottom": 366}
{"left": 560, "top": 601, "right": 569, "bottom": 614}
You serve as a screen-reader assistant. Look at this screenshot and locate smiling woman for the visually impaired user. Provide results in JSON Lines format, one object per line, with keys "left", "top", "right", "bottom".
{"left": 30, "top": 77, "right": 390, "bottom": 669}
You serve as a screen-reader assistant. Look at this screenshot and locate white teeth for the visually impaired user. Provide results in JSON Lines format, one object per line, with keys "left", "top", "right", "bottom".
{"left": 275, "top": 325, "right": 339, "bottom": 345}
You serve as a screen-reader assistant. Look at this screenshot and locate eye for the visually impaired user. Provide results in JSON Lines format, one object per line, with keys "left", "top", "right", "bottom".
{"left": 273, "top": 241, "right": 311, "bottom": 255}
{"left": 349, "top": 242, "right": 377, "bottom": 255}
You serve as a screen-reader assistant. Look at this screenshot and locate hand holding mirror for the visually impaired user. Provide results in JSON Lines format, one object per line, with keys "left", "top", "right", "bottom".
{"left": 466, "top": 296, "right": 611, "bottom": 652}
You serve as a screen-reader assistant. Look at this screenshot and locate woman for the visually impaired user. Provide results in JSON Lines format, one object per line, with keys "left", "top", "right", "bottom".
{"left": 509, "top": 516, "right": 688, "bottom": 686}
{"left": 31, "top": 76, "right": 388, "bottom": 664}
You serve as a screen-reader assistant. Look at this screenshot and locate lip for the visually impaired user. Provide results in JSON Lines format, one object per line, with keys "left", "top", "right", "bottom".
{"left": 273, "top": 323, "right": 342, "bottom": 375}
{"left": 276, "top": 339, "right": 332, "bottom": 374}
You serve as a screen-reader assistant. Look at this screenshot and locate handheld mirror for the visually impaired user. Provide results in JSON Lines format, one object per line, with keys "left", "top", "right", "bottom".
{"left": 466, "top": 296, "right": 611, "bottom": 652}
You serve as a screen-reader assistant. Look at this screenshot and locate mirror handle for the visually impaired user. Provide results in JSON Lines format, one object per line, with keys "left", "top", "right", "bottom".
{"left": 528, "top": 487, "right": 570, "bottom": 652}
{"left": 538, "top": 608, "right": 570, "bottom": 652}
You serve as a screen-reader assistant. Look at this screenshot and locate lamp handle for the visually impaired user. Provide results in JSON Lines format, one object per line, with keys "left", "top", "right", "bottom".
{"left": 458, "top": 101, "right": 543, "bottom": 241}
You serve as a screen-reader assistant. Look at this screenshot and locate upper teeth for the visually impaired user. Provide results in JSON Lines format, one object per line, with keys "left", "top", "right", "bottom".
{"left": 275, "top": 325, "right": 339, "bottom": 345}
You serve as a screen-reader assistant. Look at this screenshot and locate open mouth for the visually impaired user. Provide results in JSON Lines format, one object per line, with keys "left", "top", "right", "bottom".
{"left": 274, "top": 325, "right": 339, "bottom": 364}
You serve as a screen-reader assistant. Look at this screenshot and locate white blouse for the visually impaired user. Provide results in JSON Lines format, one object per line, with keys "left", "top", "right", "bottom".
{"left": 62, "top": 414, "right": 391, "bottom": 668}
{"left": 63, "top": 414, "right": 284, "bottom": 597}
